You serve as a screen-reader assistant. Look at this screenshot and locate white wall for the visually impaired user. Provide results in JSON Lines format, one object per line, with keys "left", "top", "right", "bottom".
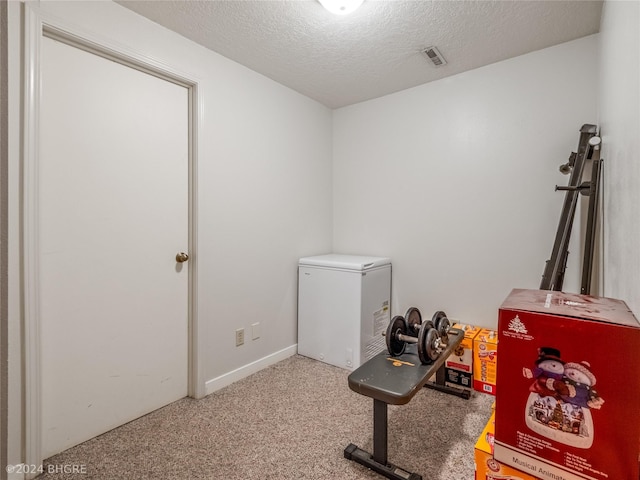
{"left": 598, "top": 0, "right": 640, "bottom": 315}
{"left": 333, "top": 36, "right": 599, "bottom": 328}
{"left": 6, "top": 0, "right": 332, "bottom": 466}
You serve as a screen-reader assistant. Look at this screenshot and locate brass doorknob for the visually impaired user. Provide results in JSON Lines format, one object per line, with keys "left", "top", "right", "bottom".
{"left": 176, "top": 252, "right": 189, "bottom": 263}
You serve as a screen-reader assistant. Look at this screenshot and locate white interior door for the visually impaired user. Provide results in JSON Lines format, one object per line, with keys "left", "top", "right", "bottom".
{"left": 39, "top": 35, "right": 189, "bottom": 458}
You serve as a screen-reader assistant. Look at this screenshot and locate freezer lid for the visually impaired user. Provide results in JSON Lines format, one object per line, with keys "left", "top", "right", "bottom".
{"left": 299, "top": 254, "right": 391, "bottom": 271}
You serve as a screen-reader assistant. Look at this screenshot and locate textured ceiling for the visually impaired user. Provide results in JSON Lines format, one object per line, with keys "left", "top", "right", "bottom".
{"left": 116, "top": 0, "right": 603, "bottom": 109}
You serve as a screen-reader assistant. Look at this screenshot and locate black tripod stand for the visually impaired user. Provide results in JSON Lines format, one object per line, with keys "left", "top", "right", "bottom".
{"left": 540, "top": 124, "right": 603, "bottom": 294}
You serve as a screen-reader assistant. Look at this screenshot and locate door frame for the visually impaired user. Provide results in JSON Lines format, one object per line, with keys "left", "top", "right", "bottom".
{"left": 22, "top": 4, "right": 203, "bottom": 473}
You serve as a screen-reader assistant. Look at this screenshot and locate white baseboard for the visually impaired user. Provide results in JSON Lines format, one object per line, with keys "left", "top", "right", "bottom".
{"left": 204, "top": 344, "right": 297, "bottom": 396}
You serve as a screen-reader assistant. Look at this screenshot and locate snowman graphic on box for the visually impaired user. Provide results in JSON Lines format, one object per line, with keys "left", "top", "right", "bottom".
{"left": 522, "top": 347, "right": 604, "bottom": 448}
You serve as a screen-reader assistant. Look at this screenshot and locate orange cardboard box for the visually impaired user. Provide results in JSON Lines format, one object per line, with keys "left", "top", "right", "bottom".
{"left": 473, "top": 328, "right": 498, "bottom": 395}
{"left": 445, "top": 323, "right": 481, "bottom": 390}
{"left": 475, "top": 412, "right": 537, "bottom": 480}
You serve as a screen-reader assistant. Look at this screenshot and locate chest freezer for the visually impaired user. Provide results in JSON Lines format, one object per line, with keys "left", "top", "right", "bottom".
{"left": 297, "top": 254, "right": 391, "bottom": 370}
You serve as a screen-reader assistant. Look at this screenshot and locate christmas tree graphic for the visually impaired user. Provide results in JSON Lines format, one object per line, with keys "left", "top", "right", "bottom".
{"left": 551, "top": 401, "right": 564, "bottom": 428}
{"left": 508, "top": 315, "right": 528, "bottom": 334}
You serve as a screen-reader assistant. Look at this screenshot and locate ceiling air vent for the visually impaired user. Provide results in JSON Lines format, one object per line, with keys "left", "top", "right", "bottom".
{"left": 423, "top": 46, "right": 447, "bottom": 67}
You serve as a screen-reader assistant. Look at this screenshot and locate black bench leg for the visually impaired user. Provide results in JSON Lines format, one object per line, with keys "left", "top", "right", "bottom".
{"left": 344, "top": 399, "right": 422, "bottom": 480}
{"left": 373, "top": 399, "right": 388, "bottom": 464}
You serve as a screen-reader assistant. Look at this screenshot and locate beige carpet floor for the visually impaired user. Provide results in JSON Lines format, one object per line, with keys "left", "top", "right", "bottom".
{"left": 39, "top": 354, "right": 493, "bottom": 479}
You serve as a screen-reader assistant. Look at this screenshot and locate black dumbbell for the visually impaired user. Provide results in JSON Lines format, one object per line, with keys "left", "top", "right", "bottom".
{"left": 384, "top": 314, "right": 443, "bottom": 365}
{"left": 405, "top": 307, "right": 452, "bottom": 347}
{"left": 385, "top": 315, "right": 413, "bottom": 357}
{"left": 417, "top": 319, "right": 445, "bottom": 364}
{"left": 431, "top": 310, "right": 451, "bottom": 346}
{"left": 385, "top": 308, "right": 453, "bottom": 364}
{"left": 404, "top": 307, "right": 422, "bottom": 335}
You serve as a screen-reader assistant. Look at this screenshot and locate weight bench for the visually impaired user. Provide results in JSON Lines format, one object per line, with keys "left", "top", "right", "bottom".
{"left": 344, "top": 328, "right": 466, "bottom": 480}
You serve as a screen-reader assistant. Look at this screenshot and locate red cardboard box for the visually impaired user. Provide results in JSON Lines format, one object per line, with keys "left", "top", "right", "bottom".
{"left": 494, "top": 289, "right": 640, "bottom": 480}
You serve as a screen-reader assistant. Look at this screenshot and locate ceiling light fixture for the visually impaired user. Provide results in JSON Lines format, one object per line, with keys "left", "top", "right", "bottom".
{"left": 318, "top": 0, "right": 364, "bottom": 15}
